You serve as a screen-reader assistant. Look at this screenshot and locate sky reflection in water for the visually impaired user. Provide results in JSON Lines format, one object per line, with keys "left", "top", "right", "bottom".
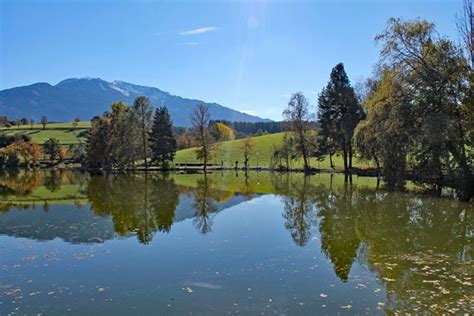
{"left": 0, "top": 170, "right": 472, "bottom": 315}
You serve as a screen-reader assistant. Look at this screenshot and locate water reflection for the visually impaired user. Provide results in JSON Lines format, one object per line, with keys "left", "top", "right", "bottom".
{"left": 87, "top": 174, "right": 181, "bottom": 243}
{"left": 193, "top": 175, "right": 218, "bottom": 234}
{"left": 0, "top": 170, "right": 472, "bottom": 313}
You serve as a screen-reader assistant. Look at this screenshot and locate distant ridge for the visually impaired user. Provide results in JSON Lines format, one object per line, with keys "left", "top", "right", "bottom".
{"left": 0, "top": 78, "right": 271, "bottom": 127}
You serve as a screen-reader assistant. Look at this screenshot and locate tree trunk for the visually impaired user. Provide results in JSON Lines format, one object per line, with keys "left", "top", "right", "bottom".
{"left": 143, "top": 135, "right": 147, "bottom": 170}
{"left": 348, "top": 143, "right": 353, "bottom": 171}
{"left": 342, "top": 143, "right": 348, "bottom": 174}
{"left": 329, "top": 154, "right": 334, "bottom": 169}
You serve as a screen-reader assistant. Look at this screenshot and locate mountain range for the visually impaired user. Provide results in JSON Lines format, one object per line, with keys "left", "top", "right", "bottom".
{"left": 0, "top": 78, "right": 270, "bottom": 127}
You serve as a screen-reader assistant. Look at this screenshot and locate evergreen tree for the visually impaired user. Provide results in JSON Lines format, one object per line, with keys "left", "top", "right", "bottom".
{"left": 150, "top": 106, "right": 177, "bottom": 170}
{"left": 317, "top": 63, "right": 364, "bottom": 174}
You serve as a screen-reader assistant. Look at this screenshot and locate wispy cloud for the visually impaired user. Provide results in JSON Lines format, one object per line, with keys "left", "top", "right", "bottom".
{"left": 178, "top": 26, "right": 217, "bottom": 35}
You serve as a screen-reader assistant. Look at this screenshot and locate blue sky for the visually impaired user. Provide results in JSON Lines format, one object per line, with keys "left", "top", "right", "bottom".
{"left": 0, "top": 0, "right": 463, "bottom": 120}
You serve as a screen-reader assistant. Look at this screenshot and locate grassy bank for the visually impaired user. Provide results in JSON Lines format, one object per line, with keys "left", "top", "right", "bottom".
{"left": 1, "top": 122, "right": 90, "bottom": 145}
{"left": 175, "top": 132, "right": 374, "bottom": 170}
{"left": 2, "top": 124, "right": 375, "bottom": 171}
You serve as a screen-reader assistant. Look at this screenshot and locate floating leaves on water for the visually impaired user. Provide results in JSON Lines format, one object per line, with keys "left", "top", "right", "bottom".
{"left": 97, "top": 287, "right": 105, "bottom": 292}
{"left": 340, "top": 304, "right": 352, "bottom": 309}
{"left": 320, "top": 293, "right": 328, "bottom": 298}
{"left": 185, "top": 287, "right": 193, "bottom": 293}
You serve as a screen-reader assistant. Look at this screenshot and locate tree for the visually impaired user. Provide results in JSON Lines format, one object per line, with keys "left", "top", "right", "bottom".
{"left": 40, "top": 116, "right": 48, "bottom": 130}
{"left": 210, "top": 122, "right": 235, "bottom": 142}
{"left": 272, "top": 133, "right": 296, "bottom": 170}
{"left": 355, "top": 69, "right": 413, "bottom": 188}
{"left": 133, "top": 96, "right": 153, "bottom": 170}
{"left": 86, "top": 102, "right": 140, "bottom": 170}
{"left": 283, "top": 92, "right": 313, "bottom": 172}
{"left": 72, "top": 117, "right": 81, "bottom": 129}
{"left": 69, "top": 143, "right": 86, "bottom": 162}
{"left": 191, "top": 104, "right": 215, "bottom": 171}
{"left": 193, "top": 174, "right": 218, "bottom": 234}
{"left": 317, "top": 63, "right": 365, "bottom": 175}
{"left": 87, "top": 114, "right": 113, "bottom": 169}
{"left": 456, "top": 0, "right": 473, "bottom": 67}
{"left": 14, "top": 119, "right": 21, "bottom": 129}
{"left": 150, "top": 106, "right": 177, "bottom": 170}
{"left": 241, "top": 137, "right": 253, "bottom": 169}
{"left": 110, "top": 101, "right": 140, "bottom": 169}
{"left": 177, "top": 129, "right": 194, "bottom": 149}
{"left": 20, "top": 118, "right": 28, "bottom": 126}
{"left": 29, "top": 119, "right": 35, "bottom": 129}
{"left": 376, "top": 18, "right": 473, "bottom": 198}
{"left": 0, "top": 140, "right": 41, "bottom": 167}
{"left": 44, "top": 138, "right": 61, "bottom": 161}
{"left": 0, "top": 116, "right": 8, "bottom": 127}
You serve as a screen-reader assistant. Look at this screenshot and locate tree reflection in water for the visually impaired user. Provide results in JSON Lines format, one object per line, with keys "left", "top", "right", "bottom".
{"left": 87, "top": 173, "right": 180, "bottom": 244}
{"left": 280, "top": 175, "right": 318, "bottom": 246}
{"left": 193, "top": 173, "right": 218, "bottom": 234}
{"left": 0, "top": 171, "right": 472, "bottom": 312}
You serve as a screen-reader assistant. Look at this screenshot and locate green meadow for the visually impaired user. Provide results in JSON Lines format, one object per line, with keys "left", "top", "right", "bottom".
{"left": 2, "top": 123, "right": 374, "bottom": 171}
{"left": 1, "top": 122, "right": 90, "bottom": 145}
{"left": 175, "top": 132, "right": 374, "bottom": 170}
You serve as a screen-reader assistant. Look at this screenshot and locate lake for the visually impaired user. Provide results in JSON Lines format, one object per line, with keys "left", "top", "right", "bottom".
{"left": 0, "top": 170, "right": 472, "bottom": 315}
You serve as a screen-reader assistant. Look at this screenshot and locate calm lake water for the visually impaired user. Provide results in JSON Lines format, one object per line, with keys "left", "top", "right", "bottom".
{"left": 0, "top": 170, "right": 472, "bottom": 315}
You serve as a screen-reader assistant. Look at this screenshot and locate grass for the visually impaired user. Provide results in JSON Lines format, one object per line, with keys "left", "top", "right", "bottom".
{"left": 1, "top": 122, "right": 90, "bottom": 145}
{"left": 175, "top": 132, "right": 374, "bottom": 170}
{"left": 2, "top": 124, "right": 374, "bottom": 170}
{"left": 0, "top": 121, "right": 91, "bottom": 129}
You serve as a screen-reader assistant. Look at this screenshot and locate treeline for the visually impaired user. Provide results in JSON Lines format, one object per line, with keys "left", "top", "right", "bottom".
{"left": 87, "top": 97, "right": 177, "bottom": 170}
{"left": 0, "top": 115, "right": 55, "bottom": 130}
{"left": 277, "top": 13, "right": 473, "bottom": 200}
{"left": 209, "top": 120, "right": 283, "bottom": 137}
{"left": 0, "top": 133, "right": 85, "bottom": 168}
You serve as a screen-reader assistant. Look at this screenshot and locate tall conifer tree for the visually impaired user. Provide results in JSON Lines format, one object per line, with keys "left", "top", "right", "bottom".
{"left": 150, "top": 106, "right": 177, "bottom": 170}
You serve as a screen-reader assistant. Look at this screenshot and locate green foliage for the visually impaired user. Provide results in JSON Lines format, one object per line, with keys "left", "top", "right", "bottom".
{"left": 150, "top": 106, "right": 177, "bottom": 170}
{"left": 86, "top": 101, "right": 141, "bottom": 170}
{"left": 317, "top": 63, "right": 365, "bottom": 173}
{"left": 272, "top": 133, "right": 297, "bottom": 170}
{"left": 43, "top": 138, "right": 61, "bottom": 160}
{"left": 355, "top": 70, "right": 412, "bottom": 188}
{"left": 363, "top": 17, "right": 473, "bottom": 198}
{"left": 87, "top": 115, "right": 112, "bottom": 169}
{"left": 110, "top": 102, "right": 141, "bottom": 169}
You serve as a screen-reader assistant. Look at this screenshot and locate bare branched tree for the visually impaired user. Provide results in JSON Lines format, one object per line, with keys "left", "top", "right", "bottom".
{"left": 283, "top": 92, "right": 313, "bottom": 172}
{"left": 191, "top": 104, "right": 214, "bottom": 171}
{"left": 456, "top": 0, "right": 473, "bottom": 67}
